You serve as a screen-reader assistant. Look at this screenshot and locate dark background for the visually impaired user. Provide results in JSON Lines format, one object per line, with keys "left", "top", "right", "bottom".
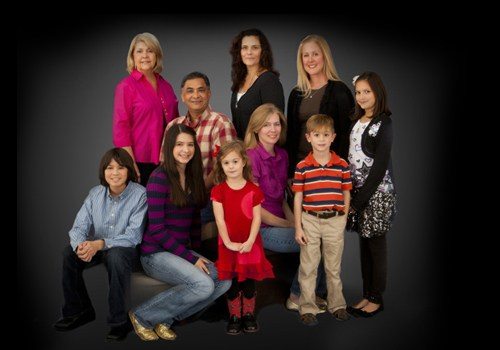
{"left": 18, "top": 13, "right": 459, "bottom": 350}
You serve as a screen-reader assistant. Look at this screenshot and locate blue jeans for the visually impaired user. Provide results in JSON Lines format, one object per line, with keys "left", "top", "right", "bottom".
{"left": 261, "top": 226, "right": 299, "bottom": 253}
{"left": 133, "top": 251, "right": 231, "bottom": 328}
{"left": 260, "top": 226, "right": 327, "bottom": 297}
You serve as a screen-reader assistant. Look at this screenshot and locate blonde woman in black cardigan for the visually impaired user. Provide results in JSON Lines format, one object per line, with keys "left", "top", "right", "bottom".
{"left": 285, "top": 34, "right": 354, "bottom": 177}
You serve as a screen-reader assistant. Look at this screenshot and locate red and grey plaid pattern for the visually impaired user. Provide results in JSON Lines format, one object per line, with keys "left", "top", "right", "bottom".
{"left": 166, "top": 107, "right": 237, "bottom": 179}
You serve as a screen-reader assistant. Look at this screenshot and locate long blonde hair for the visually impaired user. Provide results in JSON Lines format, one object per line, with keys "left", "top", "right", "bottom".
{"left": 126, "top": 32, "right": 164, "bottom": 74}
{"left": 296, "top": 34, "right": 341, "bottom": 97}
{"left": 244, "top": 103, "right": 287, "bottom": 149}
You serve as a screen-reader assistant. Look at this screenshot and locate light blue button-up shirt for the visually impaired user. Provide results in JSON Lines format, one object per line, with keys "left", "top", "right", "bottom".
{"left": 68, "top": 182, "right": 147, "bottom": 250}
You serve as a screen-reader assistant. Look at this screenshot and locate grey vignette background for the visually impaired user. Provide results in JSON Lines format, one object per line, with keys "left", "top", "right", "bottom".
{"left": 18, "top": 13, "right": 458, "bottom": 350}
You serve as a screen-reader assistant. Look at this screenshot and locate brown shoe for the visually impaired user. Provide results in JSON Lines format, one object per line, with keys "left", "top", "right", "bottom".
{"left": 300, "top": 313, "right": 318, "bottom": 326}
{"left": 286, "top": 297, "right": 326, "bottom": 314}
{"left": 332, "top": 308, "right": 350, "bottom": 321}
{"left": 315, "top": 296, "right": 328, "bottom": 311}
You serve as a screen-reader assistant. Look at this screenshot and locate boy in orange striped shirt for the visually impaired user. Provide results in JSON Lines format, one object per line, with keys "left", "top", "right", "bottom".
{"left": 292, "top": 114, "right": 352, "bottom": 326}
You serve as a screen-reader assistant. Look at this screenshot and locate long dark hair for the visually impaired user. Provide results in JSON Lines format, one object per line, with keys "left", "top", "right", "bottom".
{"left": 352, "top": 71, "right": 391, "bottom": 120}
{"left": 161, "top": 125, "right": 207, "bottom": 207}
{"left": 230, "top": 28, "right": 279, "bottom": 92}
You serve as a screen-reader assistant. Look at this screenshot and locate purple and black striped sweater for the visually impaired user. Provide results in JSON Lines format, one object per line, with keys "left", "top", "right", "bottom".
{"left": 140, "top": 167, "right": 201, "bottom": 264}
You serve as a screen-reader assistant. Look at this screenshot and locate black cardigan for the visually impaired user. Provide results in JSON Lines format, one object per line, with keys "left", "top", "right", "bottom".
{"left": 349, "top": 112, "right": 395, "bottom": 211}
{"left": 230, "top": 71, "right": 284, "bottom": 139}
{"left": 285, "top": 80, "right": 354, "bottom": 177}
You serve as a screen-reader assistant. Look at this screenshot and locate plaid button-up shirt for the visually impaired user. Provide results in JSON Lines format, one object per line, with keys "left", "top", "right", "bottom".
{"left": 166, "top": 107, "right": 237, "bottom": 179}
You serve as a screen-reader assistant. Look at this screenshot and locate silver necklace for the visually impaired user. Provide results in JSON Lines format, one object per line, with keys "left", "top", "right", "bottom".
{"left": 308, "top": 87, "right": 324, "bottom": 99}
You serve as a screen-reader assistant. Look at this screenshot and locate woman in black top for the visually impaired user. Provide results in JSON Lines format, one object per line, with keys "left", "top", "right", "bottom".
{"left": 230, "top": 28, "right": 284, "bottom": 139}
{"left": 285, "top": 34, "right": 354, "bottom": 177}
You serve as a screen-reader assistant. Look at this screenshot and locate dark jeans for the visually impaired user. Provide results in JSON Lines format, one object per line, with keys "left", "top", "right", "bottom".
{"left": 61, "top": 245, "right": 137, "bottom": 326}
{"left": 200, "top": 199, "right": 215, "bottom": 224}
{"left": 137, "top": 162, "right": 158, "bottom": 187}
{"left": 359, "top": 235, "right": 387, "bottom": 304}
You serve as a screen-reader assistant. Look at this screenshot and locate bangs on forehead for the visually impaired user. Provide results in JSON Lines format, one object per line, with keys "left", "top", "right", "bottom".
{"left": 137, "top": 39, "right": 152, "bottom": 49}
{"left": 310, "top": 125, "right": 333, "bottom": 133}
{"left": 222, "top": 150, "right": 241, "bottom": 160}
{"left": 111, "top": 157, "right": 125, "bottom": 166}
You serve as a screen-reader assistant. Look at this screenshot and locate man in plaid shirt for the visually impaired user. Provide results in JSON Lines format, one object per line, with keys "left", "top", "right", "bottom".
{"left": 164, "top": 72, "right": 237, "bottom": 230}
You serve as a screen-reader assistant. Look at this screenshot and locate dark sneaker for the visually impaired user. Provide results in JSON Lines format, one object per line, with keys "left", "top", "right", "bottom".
{"left": 332, "top": 308, "right": 350, "bottom": 321}
{"left": 53, "top": 309, "right": 95, "bottom": 331}
{"left": 300, "top": 313, "right": 318, "bottom": 326}
{"left": 106, "top": 320, "right": 132, "bottom": 342}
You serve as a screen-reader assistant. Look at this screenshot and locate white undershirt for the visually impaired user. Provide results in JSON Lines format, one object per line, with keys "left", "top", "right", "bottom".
{"left": 236, "top": 92, "right": 245, "bottom": 103}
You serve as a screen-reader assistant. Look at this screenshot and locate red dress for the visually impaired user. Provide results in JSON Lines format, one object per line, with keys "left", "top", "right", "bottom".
{"left": 211, "top": 181, "right": 274, "bottom": 282}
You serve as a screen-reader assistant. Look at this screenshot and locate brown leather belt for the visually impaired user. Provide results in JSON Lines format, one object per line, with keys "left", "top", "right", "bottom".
{"left": 303, "top": 210, "right": 345, "bottom": 219}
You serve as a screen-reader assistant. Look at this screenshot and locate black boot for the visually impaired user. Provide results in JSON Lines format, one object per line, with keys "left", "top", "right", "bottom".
{"left": 227, "top": 314, "right": 242, "bottom": 335}
{"left": 226, "top": 293, "right": 242, "bottom": 335}
{"left": 242, "top": 293, "right": 259, "bottom": 333}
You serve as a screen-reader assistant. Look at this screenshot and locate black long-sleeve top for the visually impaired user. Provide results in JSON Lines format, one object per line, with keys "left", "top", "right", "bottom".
{"left": 285, "top": 80, "right": 354, "bottom": 177}
{"left": 230, "top": 71, "right": 284, "bottom": 139}
{"left": 349, "top": 112, "right": 395, "bottom": 211}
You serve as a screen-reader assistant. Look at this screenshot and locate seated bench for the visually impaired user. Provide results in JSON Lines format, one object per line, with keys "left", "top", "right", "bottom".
{"left": 130, "top": 223, "right": 219, "bottom": 305}
{"left": 130, "top": 224, "right": 298, "bottom": 314}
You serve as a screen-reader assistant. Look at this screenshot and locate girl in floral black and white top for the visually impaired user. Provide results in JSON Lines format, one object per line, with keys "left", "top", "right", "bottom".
{"left": 346, "top": 72, "right": 396, "bottom": 318}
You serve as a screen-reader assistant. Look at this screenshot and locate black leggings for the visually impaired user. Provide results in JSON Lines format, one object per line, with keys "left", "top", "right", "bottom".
{"left": 360, "top": 235, "right": 387, "bottom": 304}
{"left": 227, "top": 278, "right": 256, "bottom": 300}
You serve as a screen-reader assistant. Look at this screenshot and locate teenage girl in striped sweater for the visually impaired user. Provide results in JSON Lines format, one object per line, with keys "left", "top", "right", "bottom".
{"left": 128, "top": 124, "right": 231, "bottom": 341}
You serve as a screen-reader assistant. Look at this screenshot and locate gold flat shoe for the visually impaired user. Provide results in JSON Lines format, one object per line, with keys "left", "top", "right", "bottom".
{"left": 154, "top": 323, "right": 177, "bottom": 340}
{"left": 128, "top": 311, "right": 158, "bottom": 341}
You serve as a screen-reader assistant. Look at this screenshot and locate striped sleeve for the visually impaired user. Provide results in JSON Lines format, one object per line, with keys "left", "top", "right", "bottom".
{"left": 341, "top": 161, "right": 353, "bottom": 191}
{"left": 146, "top": 170, "right": 197, "bottom": 263}
{"left": 291, "top": 161, "right": 306, "bottom": 192}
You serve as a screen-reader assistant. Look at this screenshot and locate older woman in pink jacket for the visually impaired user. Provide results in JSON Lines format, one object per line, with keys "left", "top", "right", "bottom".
{"left": 113, "top": 32, "right": 179, "bottom": 186}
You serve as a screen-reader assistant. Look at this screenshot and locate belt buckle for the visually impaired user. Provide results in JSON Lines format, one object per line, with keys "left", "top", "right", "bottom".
{"left": 304, "top": 209, "right": 342, "bottom": 219}
{"left": 325, "top": 211, "right": 336, "bottom": 219}
{"left": 318, "top": 210, "right": 335, "bottom": 219}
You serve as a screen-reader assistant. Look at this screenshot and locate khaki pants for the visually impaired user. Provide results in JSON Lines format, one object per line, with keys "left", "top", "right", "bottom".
{"left": 298, "top": 212, "right": 347, "bottom": 315}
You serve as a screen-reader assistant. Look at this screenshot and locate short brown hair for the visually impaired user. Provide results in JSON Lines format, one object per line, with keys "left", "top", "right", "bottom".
{"left": 306, "top": 114, "right": 335, "bottom": 134}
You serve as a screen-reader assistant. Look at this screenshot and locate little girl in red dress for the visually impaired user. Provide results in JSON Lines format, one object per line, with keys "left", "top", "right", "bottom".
{"left": 211, "top": 140, "right": 274, "bottom": 335}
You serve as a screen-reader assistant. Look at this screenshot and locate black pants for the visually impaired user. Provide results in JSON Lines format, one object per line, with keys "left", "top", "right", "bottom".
{"left": 137, "top": 162, "right": 157, "bottom": 187}
{"left": 359, "top": 235, "right": 387, "bottom": 304}
{"left": 61, "top": 245, "right": 137, "bottom": 326}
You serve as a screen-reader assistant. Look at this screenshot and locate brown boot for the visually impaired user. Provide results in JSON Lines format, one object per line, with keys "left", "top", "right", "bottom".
{"left": 226, "top": 292, "right": 242, "bottom": 335}
{"left": 242, "top": 292, "right": 259, "bottom": 333}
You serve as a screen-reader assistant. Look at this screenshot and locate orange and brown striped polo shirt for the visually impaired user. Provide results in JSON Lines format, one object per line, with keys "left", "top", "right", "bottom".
{"left": 292, "top": 151, "right": 352, "bottom": 212}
